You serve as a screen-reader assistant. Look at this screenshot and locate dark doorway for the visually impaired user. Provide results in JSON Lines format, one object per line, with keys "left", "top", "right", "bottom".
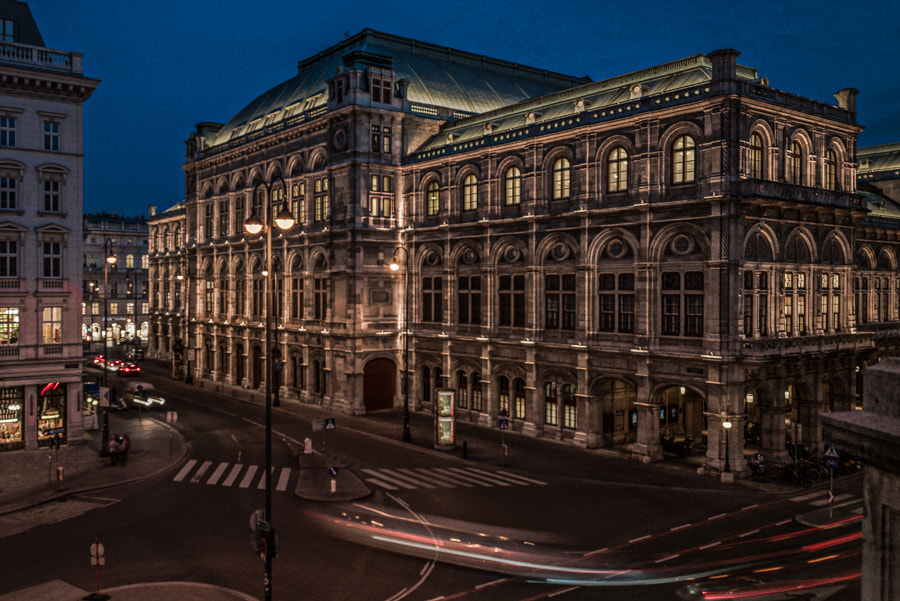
{"left": 364, "top": 358, "right": 396, "bottom": 411}
{"left": 252, "top": 345, "right": 263, "bottom": 390}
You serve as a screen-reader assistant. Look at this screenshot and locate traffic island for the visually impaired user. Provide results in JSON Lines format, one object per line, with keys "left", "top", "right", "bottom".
{"left": 294, "top": 449, "right": 370, "bottom": 502}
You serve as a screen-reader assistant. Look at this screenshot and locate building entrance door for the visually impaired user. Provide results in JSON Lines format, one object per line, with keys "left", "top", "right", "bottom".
{"left": 364, "top": 358, "right": 396, "bottom": 411}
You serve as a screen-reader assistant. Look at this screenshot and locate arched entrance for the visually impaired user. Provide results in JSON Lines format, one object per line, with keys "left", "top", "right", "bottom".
{"left": 251, "top": 345, "right": 263, "bottom": 390}
{"left": 592, "top": 378, "right": 637, "bottom": 445}
{"left": 363, "top": 358, "right": 396, "bottom": 412}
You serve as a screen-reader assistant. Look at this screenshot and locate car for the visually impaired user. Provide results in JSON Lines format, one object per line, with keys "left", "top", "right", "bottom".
{"left": 105, "top": 359, "right": 124, "bottom": 373}
{"left": 118, "top": 362, "right": 141, "bottom": 376}
{"left": 123, "top": 382, "right": 165, "bottom": 410}
{"left": 92, "top": 356, "right": 106, "bottom": 366}
{"left": 127, "top": 348, "right": 145, "bottom": 361}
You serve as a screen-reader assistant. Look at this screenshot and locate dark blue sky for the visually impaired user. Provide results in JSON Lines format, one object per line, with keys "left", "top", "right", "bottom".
{"left": 32, "top": 0, "right": 900, "bottom": 217}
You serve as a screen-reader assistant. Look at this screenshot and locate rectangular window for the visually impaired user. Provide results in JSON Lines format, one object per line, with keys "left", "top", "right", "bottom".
{"left": 563, "top": 388, "right": 577, "bottom": 430}
{"left": 499, "top": 274, "right": 525, "bottom": 327}
{"left": 204, "top": 203, "right": 214, "bottom": 240}
{"left": 784, "top": 296, "right": 794, "bottom": 335}
{"left": 314, "top": 276, "right": 327, "bottom": 320}
{"left": 42, "top": 306, "right": 62, "bottom": 343}
{"left": 314, "top": 178, "right": 328, "bottom": 222}
{"left": 0, "top": 19, "right": 13, "bottom": 42}
{"left": 42, "top": 242, "right": 61, "bottom": 278}
{"left": 545, "top": 274, "right": 576, "bottom": 330}
{"left": 662, "top": 295, "right": 680, "bottom": 335}
{"left": 382, "top": 127, "right": 392, "bottom": 154}
{"left": 234, "top": 194, "right": 245, "bottom": 230}
{"left": 0, "top": 307, "right": 19, "bottom": 344}
{"left": 252, "top": 278, "right": 264, "bottom": 317}
{"left": 371, "top": 125, "right": 380, "bottom": 153}
{"left": 205, "top": 280, "right": 214, "bottom": 316}
{"left": 599, "top": 294, "right": 615, "bottom": 331}
{"left": 0, "top": 240, "right": 16, "bottom": 277}
{"left": 218, "top": 200, "right": 230, "bottom": 237}
{"left": 42, "top": 181, "right": 60, "bottom": 212}
{"left": 457, "top": 275, "right": 481, "bottom": 325}
{"left": 685, "top": 296, "right": 704, "bottom": 336}
{"left": 545, "top": 395, "right": 558, "bottom": 426}
{"left": 0, "top": 176, "right": 16, "bottom": 209}
{"left": 291, "top": 276, "right": 304, "bottom": 320}
{"left": 43, "top": 121, "right": 60, "bottom": 151}
{"left": 371, "top": 79, "right": 391, "bottom": 103}
{"left": 422, "top": 276, "right": 442, "bottom": 323}
{"left": 292, "top": 182, "right": 305, "bottom": 224}
{"left": 0, "top": 116, "right": 15, "bottom": 147}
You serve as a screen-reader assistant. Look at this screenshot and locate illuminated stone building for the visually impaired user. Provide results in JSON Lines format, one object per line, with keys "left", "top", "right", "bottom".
{"left": 0, "top": 0, "right": 99, "bottom": 451}
{"left": 149, "top": 29, "right": 896, "bottom": 476}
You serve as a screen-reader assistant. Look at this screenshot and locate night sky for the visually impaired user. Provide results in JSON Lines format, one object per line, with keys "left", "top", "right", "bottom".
{"left": 30, "top": 0, "right": 900, "bottom": 217}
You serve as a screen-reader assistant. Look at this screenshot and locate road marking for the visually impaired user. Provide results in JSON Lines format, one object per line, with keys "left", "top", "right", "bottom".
{"left": 741, "top": 504, "right": 759, "bottom": 511}
{"left": 655, "top": 554, "right": 680, "bottom": 563}
{"left": 206, "top": 462, "right": 229, "bottom": 485}
{"left": 429, "top": 468, "right": 476, "bottom": 487}
{"left": 739, "top": 529, "right": 760, "bottom": 538}
{"left": 629, "top": 534, "right": 652, "bottom": 543}
{"left": 707, "top": 513, "right": 727, "bottom": 521}
{"left": 364, "top": 476, "right": 400, "bottom": 490}
{"left": 495, "top": 470, "right": 548, "bottom": 485}
{"left": 699, "top": 541, "right": 722, "bottom": 550}
{"left": 191, "top": 461, "right": 213, "bottom": 483}
{"left": 397, "top": 468, "right": 454, "bottom": 487}
{"left": 382, "top": 468, "right": 437, "bottom": 489}
{"left": 670, "top": 523, "right": 692, "bottom": 531}
{"left": 790, "top": 491, "right": 824, "bottom": 503}
{"left": 446, "top": 467, "right": 500, "bottom": 486}
{"left": 239, "top": 465, "right": 258, "bottom": 489}
{"left": 258, "top": 467, "right": 274, "bottom": 490}
{"left": 222, "top": 464, "right": 243, "bottom": 487}
{"left": 276, "top": 468, "right": 291, "bottom": 492}
{"left": 776, "top": 519, "right": 793, "bottom": 526}
{"left": 811, "top": 493, "right": 853, "bottom": 507}
{"left": 362, "top": 468, "right": 417, "bottom": 489}
{"left": 173, "top": 459, "right": 197, "bottom": 482}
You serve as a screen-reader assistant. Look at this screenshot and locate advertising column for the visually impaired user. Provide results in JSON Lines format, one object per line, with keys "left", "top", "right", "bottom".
{"left": 435, "top": 389, "right": 455, "bottom": 451}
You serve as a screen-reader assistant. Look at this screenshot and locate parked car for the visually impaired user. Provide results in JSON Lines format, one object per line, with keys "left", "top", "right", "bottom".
{"left": 123, "top": 382, "right": 165, "bottom": 410}
{"left": 118, "top": 363, "right": 141, "bottom": 376}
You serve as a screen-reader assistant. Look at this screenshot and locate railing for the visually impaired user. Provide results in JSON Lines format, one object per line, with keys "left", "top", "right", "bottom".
{"left": 0, "top": 41, "right": 82, "bottom": 74}
{"left": 0, "top": 342, "right": 84, "bottom": 362}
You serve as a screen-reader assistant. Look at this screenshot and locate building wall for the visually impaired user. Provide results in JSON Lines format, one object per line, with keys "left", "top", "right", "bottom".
{"left": 148, "top": 36, "right": 898, "bottom": 477}
{"left": 0, "top": 1, "right": 99, "bottom": 451}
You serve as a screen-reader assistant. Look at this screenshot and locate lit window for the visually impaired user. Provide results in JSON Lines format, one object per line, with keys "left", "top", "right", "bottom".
{"left": 504, "top": 167, "right": 521, "bottom": 205}
{"left": 463, "top": 174, "right": 477, "bottom": 211}
{"left": 314, "top": 178, "right": 328, "bottom": 222}
{"left": 426, "top": 181, "right": 440, "bottom": 216}
{"left": 0, "top": 307, "right": 19, "bottom": 345}
{"left": 748, "top": 133, "right": 764, "bottom": 179}
{"left": 292, "top": 181, "right": 305, "bottom": 224}
{"left": 552, "top": 157, "right": 570, "bottom": 199}
{"left": 672, "top": 135, "right": 696, "bottom": 184}
{"left": 824, "top": 149, "right": 837, "bottom": 190}
{"left": 787, "top": 141, "right": 803, "bottom": 185}
{"left": 42, "top": 307, "right": 62, "bottom": 344}
{"left": 607, "top": 147, "right": 628, "bottom": 192}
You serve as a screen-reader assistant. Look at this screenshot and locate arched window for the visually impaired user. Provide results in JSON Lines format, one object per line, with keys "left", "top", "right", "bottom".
{"left": 457, "top": 371, "right": 468, "bottom": 409}
{"left": 552, "top": 157, "right": 570, "bottom": 200}
{"left": 787, "top": 141, "right": 803, "bottom": 185}
{"left": 426, "top": 180, "right": 440, "bottom": 216}
{"left": 504, "top": 166, "right": 521, "bottom": 205}
{"left": 563, "top": 384, "right": 577, "bottom": 429}
{"left": 748, "top": 133, "right": 764, "bottom": 179}
{"left": 607, "top": 147, "right": 628, "bottom": 192}
{"left": 514, "top": 378, "right": 526, "bottom": 420}
{"left": 672, "top": 135, "right": 696, "bottom": 184}
{"left": 824, "top": 149, "right": 837, "bottom": 190}
{"left": 544, "top": 381, "right": 558, "bottom": 425}
{"left": 499, "top": 377, "right": 510, "bottom": 416}
{"left": 463, "top": 174, "right": 477, "bottom": 211}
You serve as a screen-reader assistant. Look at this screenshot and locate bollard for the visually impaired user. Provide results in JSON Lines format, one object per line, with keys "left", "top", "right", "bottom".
{"left": 57, "top": 466, "right": 64, "bottom": 481}
{"left": 330, "top": 478, "right": 337, "bottom": 495}
{"left": 304, "top": 437, "right": 313, "bottom": 455}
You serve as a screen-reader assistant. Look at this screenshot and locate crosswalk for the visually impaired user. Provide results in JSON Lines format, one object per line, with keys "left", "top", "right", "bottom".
{"left": 788, "top": 489, "right": 863, "bottom": 514}
{"left": 172, "top": 459, "right": 548, "bottom": 493}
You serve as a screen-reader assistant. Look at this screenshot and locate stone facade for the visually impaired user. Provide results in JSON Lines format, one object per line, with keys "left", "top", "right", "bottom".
{"left": 148, "top": 30, "right": 899, "bottom": 477}
{"left": 0, "top": 0, "right": 99, "bottom": 451}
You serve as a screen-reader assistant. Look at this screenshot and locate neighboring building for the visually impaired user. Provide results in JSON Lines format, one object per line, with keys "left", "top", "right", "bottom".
{"left": 82, "top": 211, "right": 149, "bottom": 349}
{"left": 148, "top": 29, "right": 894, "bottom": 477}
{"left": 0, "top": 0, "right": 99, "bottom": 451}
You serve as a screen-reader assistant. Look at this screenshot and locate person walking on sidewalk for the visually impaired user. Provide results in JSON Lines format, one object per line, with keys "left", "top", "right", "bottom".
{"left": 119, "top": 433, "right": 130, "bottom": 465}
{"left": 108, "top": 435, "right": 120, "bottom": 465}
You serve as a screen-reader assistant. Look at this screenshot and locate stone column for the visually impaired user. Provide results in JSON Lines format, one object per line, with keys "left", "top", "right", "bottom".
{"left": 822, "top": 358, "right": 900, "bottom": 601}
{"left": 631, "top": 402, "right": 663, "bottom": 462}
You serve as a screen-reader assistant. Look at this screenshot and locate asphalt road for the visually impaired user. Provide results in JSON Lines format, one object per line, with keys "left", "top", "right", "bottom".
{"left": 0, "top": 362, "right": 863, "bottom": 601}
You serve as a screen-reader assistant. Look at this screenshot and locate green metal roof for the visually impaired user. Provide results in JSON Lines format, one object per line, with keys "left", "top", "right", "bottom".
{"left": 206, "top": 29, "right": 590, "bottom": 149}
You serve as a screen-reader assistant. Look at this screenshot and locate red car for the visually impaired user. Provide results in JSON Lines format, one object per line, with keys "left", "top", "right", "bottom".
{"left": 118, "top": 362, "right": 141, "bottom": 376}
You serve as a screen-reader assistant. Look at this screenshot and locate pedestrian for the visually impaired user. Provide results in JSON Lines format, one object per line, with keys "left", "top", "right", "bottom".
{"left": 119, "top": 433, "right": 130, "bottom": 465}
{"left": 109, "top": 435, "right": 120, "bottom": 465}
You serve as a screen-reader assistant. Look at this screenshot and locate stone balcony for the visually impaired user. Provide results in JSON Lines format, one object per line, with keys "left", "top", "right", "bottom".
{"left": 0, "top": 41, "right": 82, "bottom": 75}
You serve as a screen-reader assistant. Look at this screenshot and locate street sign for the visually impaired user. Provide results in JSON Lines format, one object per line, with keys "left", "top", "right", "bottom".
{"left": 824, "top": 445, "right": 840, "bottom": 470}
{"left": 324, "top": 418, "right": 336, "bottom": 430}
{"left": 312, "top": 419, "right": 324, "bottom": 432}
{"left": 328, "top": 466, "right": 339, "bottom": 477}
{"left": 47, "top": 427, "right": 66, "bottom": 435}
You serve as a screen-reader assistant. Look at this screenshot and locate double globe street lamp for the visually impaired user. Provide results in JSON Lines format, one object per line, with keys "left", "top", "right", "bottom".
{"left": 243, "top": 181, "right": 295, "bottom": 601}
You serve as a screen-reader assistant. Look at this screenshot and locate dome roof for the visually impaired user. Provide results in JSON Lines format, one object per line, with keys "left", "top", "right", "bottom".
{"left": 206, "top": 29, "right": 589, "bottom": 149}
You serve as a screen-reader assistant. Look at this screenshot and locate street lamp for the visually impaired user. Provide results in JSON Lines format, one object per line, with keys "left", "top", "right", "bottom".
{"left": 390, "top": 246, "right": 411, "bottom": 442}
{"left": 101, "top": 238, "right": 117, "bottom": 455}
{"left": 244, "top": 180, "right": 294, "bottom": 601}
{"left": 721, "top": 412, "right": 733, "bottom": 484}
{"left": 175, "top": 266, "right": 190, "bottom": 382}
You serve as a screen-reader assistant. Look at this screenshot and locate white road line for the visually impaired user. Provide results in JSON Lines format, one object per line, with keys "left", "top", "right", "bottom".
{"left": 428, "top": 468, "right": 475, "bottom": 487}
{"left": 790, "top": 491, "right": 824, "bottom": 503}
{"left": 775, "top": 519, "right": 793, "bottom": 527}
{"left": 670, "top": 523, "right": 692, "bottom": 531}
{"left": 741, "top": 504, "right": 759, "bottom": 511}
{"left": 275, "top": 468, "right": 291, "bottom": 492}
{"left": 834, "top": 498, "right": 863, "bottom": 510}
{"left": 412, "top": 468, "right": 467, "bottom": 487}
{"left": 173, "top": 459, "right": 197, "bottom": 482}
{"left": 467, "top": 467, "right": 535, "bottom": 486}
{"left": 239, "top": 465, "right": 258, "bottom": 489}
{"left": 445, "top": 467, "right": 500, "bottom": 486}
{"left": 629, "top": 534, "right": 652, "bottom": 543}
{"left": 382, "top": 469, "right": 437, "bottom": 489}
{"left": 365, "top": 477, "right": 400, "bottom": 491}
{"left": 362, "top": 469, "right": 417, "bottom": 489}
{"left": 811, "top": 493, "right": 854, "bottom": 507}
{"left": 206, "top": 462, "right": 229, "bottom": 485}
{"left": 739, "top": 529, "right": 759, "bottom": 538}
{"left": 707, "top": 513, "right": 727, "bottom": 521}
{"left": 222, "top": 464, "right": 243, "bottom": 487}
{"left": 699, "top": 541, "right": 722, "bottom": 550}
{"left": 495, "top": 470, "right": 548, "bottom": 486}
{"left": 258, "top": 467, "right": 274, "bottom": 490}
{"left": 655, "top": 554, "right": 680, "bottom": 563}
{"left": 397, "top": 468, "right": 455, "bottom": 488}
{"left": 191, "top": 461, "right": 213, "bottom": 483}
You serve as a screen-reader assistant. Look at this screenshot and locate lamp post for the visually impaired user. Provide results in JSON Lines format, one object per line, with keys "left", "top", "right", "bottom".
{"left": 101, "top": 238, "right": 117, "bottom": 455}
{"left": 244, "top": 179, "right": 294, "bottom": 601}
{"left": 721, "top": 412, "right": 734, "bottom": 484}
{"left": 390, "top": 246, "right": 411, "bottom": 442}
{"left": 175, "top": 265, "right": 190, "bottom": 381}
